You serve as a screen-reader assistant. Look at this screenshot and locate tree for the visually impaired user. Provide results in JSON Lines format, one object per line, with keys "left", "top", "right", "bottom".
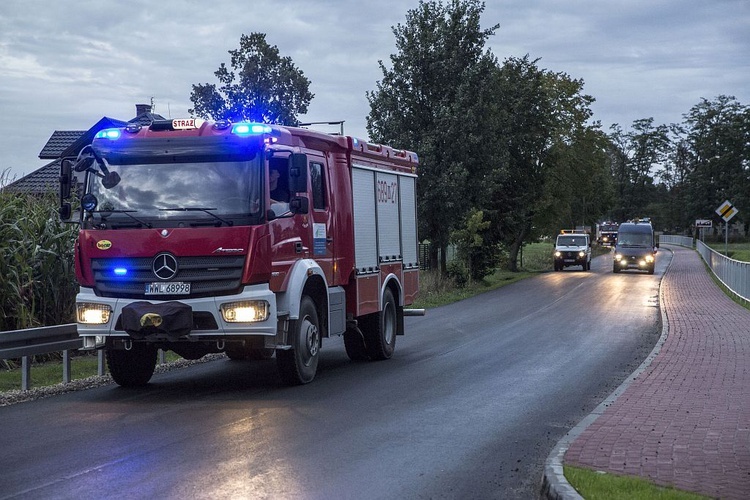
{"left": 366, "top": 0, "right": 501, "bottom": 274}
{"left": 483, "top": 57, "right": 603, "bottom": 271}
{"left": 189, "top": 33, "right": 313, "bottom": 125}
{"left": 607, "top": 118, "right": 671, "bottom": 223}
{"left": 681, "top": 96, "right": 749, "bottom": 232}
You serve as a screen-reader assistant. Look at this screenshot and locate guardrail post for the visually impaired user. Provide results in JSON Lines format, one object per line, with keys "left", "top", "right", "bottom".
{"left": 98, "top": 350, "right": 105, "bottom": 376}
{"left": 22, "top": 356, "right": 31, "bottom": 391}
{"left": 63, "top": 349, "right": 72, "bottom": 383}
{"left": 159, "top": 349, "right": 165, "bottom": 364}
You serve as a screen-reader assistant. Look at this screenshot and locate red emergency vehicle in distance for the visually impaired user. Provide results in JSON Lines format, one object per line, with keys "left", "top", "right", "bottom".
{"left": 59, "top": 118, "right": 422, "bottom": 386}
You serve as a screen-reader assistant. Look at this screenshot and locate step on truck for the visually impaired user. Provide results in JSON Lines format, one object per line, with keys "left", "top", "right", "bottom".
{"left": 59, "top": 118, "right": 423, "bottom": 386}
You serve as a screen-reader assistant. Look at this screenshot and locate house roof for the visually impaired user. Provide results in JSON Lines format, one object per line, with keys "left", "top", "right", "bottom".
{"left": 39, "top": 130, "right": 87, "bottom": 159}
{"left": 4, "top": 107, "right": 166, "bottom": 195}
{"left": 2, "top": 159, "right": 62, "bottom": 194}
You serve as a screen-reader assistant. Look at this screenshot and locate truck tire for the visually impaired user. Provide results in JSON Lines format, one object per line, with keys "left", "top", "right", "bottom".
{"left": 648, "top": 265, "right": 655, "bottom": 275}
{"left": 361, "top": 287, "right": 397, "bottom": 360}
{"left": 106, "top": 343, "right": 157, "bottom": 387}
{"left": 276, "top": 295, "right": 320, "bottom": 385}
{"left": 344, "top": 328, "right": 369, "bottom": 361}
{"left": 613, "top": 263, "right": 620, "bottom": 273}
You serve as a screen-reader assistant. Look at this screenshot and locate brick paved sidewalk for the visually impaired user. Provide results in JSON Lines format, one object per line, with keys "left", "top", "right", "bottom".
{"left": 564, "top": 245, "right": 750, "bottom": 499}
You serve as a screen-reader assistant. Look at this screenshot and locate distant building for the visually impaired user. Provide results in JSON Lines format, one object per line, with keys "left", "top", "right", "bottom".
{"left": 3, "top": 104, "right": 165, "bottom": 195}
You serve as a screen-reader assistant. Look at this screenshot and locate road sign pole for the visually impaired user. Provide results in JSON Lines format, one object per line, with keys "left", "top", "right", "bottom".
{"left": 725, "top": 220, "right": 729, "bottom": 255}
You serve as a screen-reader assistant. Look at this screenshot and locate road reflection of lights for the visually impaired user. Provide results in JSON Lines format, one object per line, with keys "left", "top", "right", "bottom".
{"left": 169, "top": 411, "right": 302, "bottom": 498}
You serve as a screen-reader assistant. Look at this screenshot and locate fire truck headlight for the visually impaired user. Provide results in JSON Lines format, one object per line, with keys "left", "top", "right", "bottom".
{"left": 221, "top": 301, "right": 270, "bottom": 323}
{"left": 77, "top": 303, "right": 112, "bottom": 325}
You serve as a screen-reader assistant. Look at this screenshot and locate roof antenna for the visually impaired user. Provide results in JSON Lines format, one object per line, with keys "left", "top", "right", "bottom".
{"left": 149, "top": 96, "right": 156, "bottom": 113}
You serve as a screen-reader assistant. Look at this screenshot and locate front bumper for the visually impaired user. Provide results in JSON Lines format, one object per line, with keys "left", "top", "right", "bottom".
{"left": 76, "top": 284, "right": 278, "bottom": 346}
{"left": 614, "top": 255, "right": 654, "bottom": 270}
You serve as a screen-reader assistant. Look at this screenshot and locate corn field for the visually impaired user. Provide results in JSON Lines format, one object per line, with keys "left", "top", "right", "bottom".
{"left": 0, "top": 180, "right": 78, "bottom": 333}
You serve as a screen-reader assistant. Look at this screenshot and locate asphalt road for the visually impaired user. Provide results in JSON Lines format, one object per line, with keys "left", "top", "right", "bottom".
{"left": 0, "top": 250, "right": 668, "bottom": 500}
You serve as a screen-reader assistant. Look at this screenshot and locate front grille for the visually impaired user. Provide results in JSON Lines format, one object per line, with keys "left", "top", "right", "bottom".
{"left": 91, "top": 255, "right": 245, "bottom": 299}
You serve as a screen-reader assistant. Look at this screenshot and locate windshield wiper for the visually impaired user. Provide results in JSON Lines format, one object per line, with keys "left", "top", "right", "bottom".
{"left": 159, "top": 207, "right": 234, "bottom": 227}
{"left": 93, "top": 209, "right": 152, "bottom": 228}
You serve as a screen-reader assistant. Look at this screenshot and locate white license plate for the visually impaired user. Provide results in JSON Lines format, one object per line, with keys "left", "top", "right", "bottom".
{"left": 145, "top": 282, "right": 191, "bottom": 295}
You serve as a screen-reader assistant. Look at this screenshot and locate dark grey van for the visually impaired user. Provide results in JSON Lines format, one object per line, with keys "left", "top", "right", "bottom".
{"left": 613, "top": 221, "right": 658, "bottom": 274}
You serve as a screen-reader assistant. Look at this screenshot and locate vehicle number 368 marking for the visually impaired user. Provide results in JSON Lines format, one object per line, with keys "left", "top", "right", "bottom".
{"left": 377, "top": 180, "right": 398, "bottom": 204}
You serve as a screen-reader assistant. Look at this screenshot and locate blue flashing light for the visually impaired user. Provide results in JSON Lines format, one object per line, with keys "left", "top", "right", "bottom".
{"left": 231, "top": 122, "right": 271, "bottom": 137}
{"left": 95, "top": 128, "right": 122, "bottom": 140}
{"left": 113, "top": 267, "right": 128, "bottom": 276}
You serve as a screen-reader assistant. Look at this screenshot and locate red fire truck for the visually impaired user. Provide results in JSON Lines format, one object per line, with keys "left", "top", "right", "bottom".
{"left": 59, "top": 118, "right": 421, "bottom": 386}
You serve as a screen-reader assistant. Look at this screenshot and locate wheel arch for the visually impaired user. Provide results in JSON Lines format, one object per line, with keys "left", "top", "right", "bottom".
{"left": 381, "top": 273, "right": 404, "bottom": 335}
{"left": 276, "top": 259, "right": 330, "bottom": 337}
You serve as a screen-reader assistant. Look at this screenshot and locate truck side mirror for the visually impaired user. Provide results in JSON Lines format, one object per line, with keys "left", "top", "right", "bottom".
{"left": 59, "top": 202, "right": 72, "bottom": 221}
{"left": 288, "top": 153, "right": 308, "bottom": 193}
{"left": 60, "top": 159, "right": 73, "bottom": 200}
{"left": 59, "top": 159, "right": 73, "bottom": 221}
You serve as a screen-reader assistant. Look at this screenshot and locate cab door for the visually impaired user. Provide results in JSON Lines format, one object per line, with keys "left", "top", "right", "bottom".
{"left": 306, "top": 155, "right": 335, "bottom": 284}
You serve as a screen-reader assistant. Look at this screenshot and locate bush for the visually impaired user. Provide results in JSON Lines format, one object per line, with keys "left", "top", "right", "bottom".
{"left": 446, "top": 260, "right": 470, "bottom": 288}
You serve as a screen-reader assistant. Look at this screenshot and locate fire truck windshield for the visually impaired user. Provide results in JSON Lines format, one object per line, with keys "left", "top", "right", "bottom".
{"left": 85, "top": 159, "right": 263, "bottom": 225}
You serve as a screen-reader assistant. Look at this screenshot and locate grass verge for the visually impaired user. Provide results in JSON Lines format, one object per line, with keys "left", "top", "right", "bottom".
{"left": 564, "top": 465, "right": 710, "bottom": 499}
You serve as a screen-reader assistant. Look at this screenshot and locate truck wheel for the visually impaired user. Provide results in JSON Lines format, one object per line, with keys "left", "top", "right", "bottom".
{"left": 613, "top": 263, "right": 620, "bottom": 273}
{"left": 106, "top": 343, "right": 157, "bottom": 387}
{"left": 362, "top": 288, "right": 397, "bottom": 360}
{"left": 276, "top": 295, "right": 320, "bottom": 385}
{"left": 648, "top": 265, "right": 655, "bottom": 275}
{"left": 344, "top": 328, "right": 369, "bottom": 361}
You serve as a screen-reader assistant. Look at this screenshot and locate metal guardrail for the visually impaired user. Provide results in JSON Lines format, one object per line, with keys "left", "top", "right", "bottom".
{"left": 659, "top": 235, "right": 694, "bottom": 248}
{"left": 660, "top": 235, "right": 750, "bottom": 303}
{"left": 0, "top": 324, "right": 171, "bottom": 392}
{"left": 0, "top": 323, "right": 86, "bottom": 391}
{"left": 696, "top": 240, "right": 750, "bottom": 302}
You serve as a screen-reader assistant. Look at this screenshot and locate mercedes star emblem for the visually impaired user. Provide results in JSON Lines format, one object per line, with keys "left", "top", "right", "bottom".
{"left": 152, "top": 253, "right": 178, "bottom": 280}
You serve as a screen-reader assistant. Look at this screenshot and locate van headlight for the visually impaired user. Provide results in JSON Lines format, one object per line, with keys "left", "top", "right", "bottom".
{"left": 77, "top": 303, "right": 112, "bottom": 324}
{"left": 221, "top": 300, "right": 270, "bottom": 323}
{"left": 646, "top": 255, "right": 655, "bottom": 263}
{"left": 554, "top": 251, "right": 561, "bottom": 257}
{"left": 578, "top": 251, "right": 585, "bottom": 258}
{"left": 615, "top": 253, "right": 623, "bottom": 261}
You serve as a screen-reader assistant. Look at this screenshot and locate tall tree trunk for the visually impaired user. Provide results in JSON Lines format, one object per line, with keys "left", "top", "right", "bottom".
{"left": 506, "top": 224, "right": 529, "bottom": 272}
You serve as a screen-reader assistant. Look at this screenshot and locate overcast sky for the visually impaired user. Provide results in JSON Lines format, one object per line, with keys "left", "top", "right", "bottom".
{"left": 1, "top": 0, "right": 748, "bottom": 183}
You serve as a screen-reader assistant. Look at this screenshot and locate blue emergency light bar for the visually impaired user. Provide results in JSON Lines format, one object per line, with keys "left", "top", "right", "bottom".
{"left": 231, "top": 123, "right": 272, "bottom": 136}
{"left": 95, "top": 129, "right": 122, "bottom": 140}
